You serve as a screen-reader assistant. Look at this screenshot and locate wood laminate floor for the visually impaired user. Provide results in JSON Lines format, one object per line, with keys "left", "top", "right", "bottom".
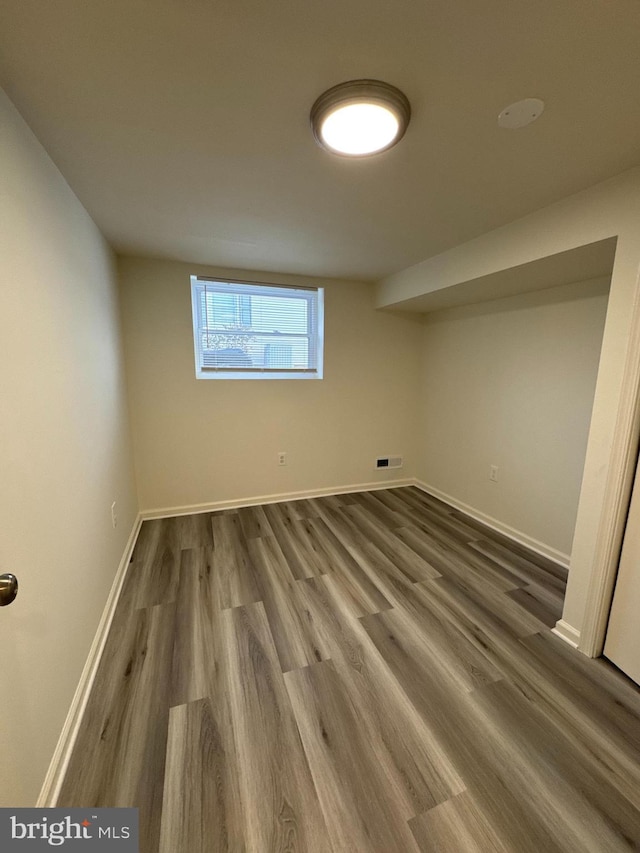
{"left": 58, "top": 486, "right": 640, "bottom": 852}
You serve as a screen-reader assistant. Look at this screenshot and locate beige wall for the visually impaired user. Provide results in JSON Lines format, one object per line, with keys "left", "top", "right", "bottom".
{"left": 118, "top": 256, "right": 422, "bottom": 512}
{"left": 418, "top": 278, "right": 610, "bottom": 558}
{"left": 0, "top": 89, "right": 138, "bottom": 804}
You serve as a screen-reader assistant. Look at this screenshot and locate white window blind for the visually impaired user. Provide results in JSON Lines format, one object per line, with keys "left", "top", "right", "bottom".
{"left": 190, "top": 276, "right": 324, "bottom": 380}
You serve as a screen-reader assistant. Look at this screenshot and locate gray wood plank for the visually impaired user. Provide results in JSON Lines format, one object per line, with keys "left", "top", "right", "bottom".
{"left": 169, "top": 511, "right": 214, "bottom": 550}
{"left": 343, "top": 503, "right": 443, "bottom": 583}
{"left": 58, "top": 603, "right": 176, "bottom": 853}
{"left": 395, "top": 524, "right": 523, "bottom": 596}
{"left": 414, "top": 579, "right": 640, "bottom": 813}
{"left": 470, "top": 678, "right": 640, "bottom": 851}
{"left": 160, "top": 698, "right": 244, "bottom": 853}
{"left": 124, "top": 520, "right": 180, "bottom": 610}
{"left": 211, "top": 513, "right": 263, "bottom": 610}
{"left": 285, "top": 659, "right": 459, "bottom": 853}
{"left": 249, "top": 535, "right": 329, "bottom": 672}
{"left": 393, "top": 580, "right": 504, "bottom": 692}
{"left": 348, "top": 489, "right": 406, "bottom": 528}
{"left": 262, "top": 503, "right": 329, "bottom": 579}
{"left": 353, "top": 541, "right": 440, "bottom": 607}
{"left": 469, "top": 537, "right": 567, "bottom": 593}
{"left": 236, "top": 504, "right": 275, "bottom": 540}
{"left": 409, "top": 791, "right": 514, "bottom": 853}
{"left": 506, "top": 582, "right": 564, "bottom": 627}
{"left": 170, "top": 548, "right": 218, "bottom": 707}
{"left": 360, "top": 616, "right": 567, "bottom": 853}
{"left": 222, "top": 603, "right": 331, "bottom": 852}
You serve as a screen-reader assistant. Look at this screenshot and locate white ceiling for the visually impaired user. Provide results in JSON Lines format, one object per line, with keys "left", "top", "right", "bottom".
{"left": 1, "top": 0, "right": 640, "bottom": 281}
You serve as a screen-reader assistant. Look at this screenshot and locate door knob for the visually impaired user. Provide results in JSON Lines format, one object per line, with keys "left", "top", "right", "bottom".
{"left": 0, "top": 574, "right": 18, "bottom": 607}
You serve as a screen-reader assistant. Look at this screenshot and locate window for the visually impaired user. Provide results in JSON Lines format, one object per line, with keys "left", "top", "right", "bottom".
{"left": 190, "top": 276, "right": 324, "bottom": 379}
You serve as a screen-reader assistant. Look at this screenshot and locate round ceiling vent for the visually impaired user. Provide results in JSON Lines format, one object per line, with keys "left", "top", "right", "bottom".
{"left": 498, "top": 98, "right": 545, "bottom": 129}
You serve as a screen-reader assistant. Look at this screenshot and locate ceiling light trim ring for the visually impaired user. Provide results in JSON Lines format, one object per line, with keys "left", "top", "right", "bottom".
{"left": 310, "top": 79, "right": 411, "bottom": 157}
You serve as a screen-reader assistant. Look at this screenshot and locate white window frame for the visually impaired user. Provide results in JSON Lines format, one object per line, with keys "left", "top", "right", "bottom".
{"left": 190, "top": 275, "right": 324, "bottom": 380}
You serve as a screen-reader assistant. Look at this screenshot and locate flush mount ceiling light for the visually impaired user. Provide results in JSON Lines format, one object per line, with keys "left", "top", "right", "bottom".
{"left": 310, "top": 79, "right": 411, "bottom": 157}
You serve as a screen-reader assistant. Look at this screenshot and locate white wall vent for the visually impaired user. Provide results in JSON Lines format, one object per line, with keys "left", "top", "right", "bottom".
{"left": 375, "top": 456, "right": 403, "bottom": 470}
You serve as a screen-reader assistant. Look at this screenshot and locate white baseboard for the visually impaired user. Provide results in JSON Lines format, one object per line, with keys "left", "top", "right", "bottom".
{"left": 36, "top": 513, "right": 143, "bottom": 807}
{"left": 414, "top": 480, "right": 570, "bottom": 568}
{"left": 141, "top": 478, "right": 414, "bottom": 520}
{"left": 552, "top": 619, "right": 581, "bottom": 649}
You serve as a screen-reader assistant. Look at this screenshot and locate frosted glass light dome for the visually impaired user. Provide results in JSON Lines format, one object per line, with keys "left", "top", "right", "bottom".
{"left": 311, "top": 80, "right": 411, "bottom": 157}
{"left": 320, "top": 102, "right": 400, "bottom": 156}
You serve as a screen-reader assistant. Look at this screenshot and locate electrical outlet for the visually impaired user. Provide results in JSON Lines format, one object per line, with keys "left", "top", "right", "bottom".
{"left": 278, "top": 452, "right": 287, "bottom": 466}
{"left": 489, "top": 465, "right": 499, "bottom": 483}
{"left": 111, "top": 501, "right": 118, "bottom": 528}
